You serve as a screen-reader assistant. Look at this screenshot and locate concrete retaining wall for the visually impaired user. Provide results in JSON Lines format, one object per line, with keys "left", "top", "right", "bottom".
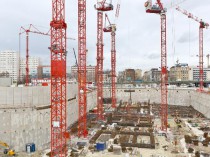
{"left": 190, "top": 91, "right": 210, "bottom": 119}
{"left": 104, "top": 88, "right": 210, "bottom": 118}
{"left": 0, "top": 84, "right": 97, "bottom": 151}
{"left": 0, "top": 78, "right": 13, "bottom": 87}
{"left": 0, "top": 86, "right": 210, "bottom": 152}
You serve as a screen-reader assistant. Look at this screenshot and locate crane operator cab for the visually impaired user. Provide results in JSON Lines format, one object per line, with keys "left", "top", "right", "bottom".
{"left": 145, "top": 0, "right": 167, "bottom": 14}
{"left": 200, "top": 20, "right": 209, "bottom": 29}
{"left": 94, "top": 0, "right": 114, "bottom": 11}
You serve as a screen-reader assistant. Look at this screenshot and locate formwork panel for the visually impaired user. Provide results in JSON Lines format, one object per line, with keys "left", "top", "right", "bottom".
{"left": 14, "top": 88, "right": 23, "bottom": 105}
{"left": 0, "top": 87, "right": 7, "bottom": 105}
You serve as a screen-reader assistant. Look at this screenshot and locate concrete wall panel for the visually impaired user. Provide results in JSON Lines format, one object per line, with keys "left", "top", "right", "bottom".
{"left": 0, "top": 87, "right": 7, "bottom": 105}
{"left": 13, "top": 88, "right": 22, "bottom": 105}
{"left": 1, "top": 86, "right": 210, "bottom": 152}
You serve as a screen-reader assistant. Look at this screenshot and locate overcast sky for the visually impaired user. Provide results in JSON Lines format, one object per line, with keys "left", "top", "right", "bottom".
{"left": 0, "top": 0, "right": 210, "bottom": 72}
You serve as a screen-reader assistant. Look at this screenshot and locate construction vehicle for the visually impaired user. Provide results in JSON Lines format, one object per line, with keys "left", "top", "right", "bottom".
{"left": 0, "top": 141, "right": 16, "bottom": 156}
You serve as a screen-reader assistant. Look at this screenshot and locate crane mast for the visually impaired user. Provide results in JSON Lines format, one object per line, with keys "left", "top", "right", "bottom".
{"left": 97, "top": 11, "right": 104, "bottom": 120}
{"left": 78, "top": 0, "right": 88, "bottom": 137}
{"left": 95, "top": 0, "right": 113, "bottom": 120}
{"left": 160, "top": 13, "right": 168, "bottom": 131}
{"left": 104, "top": 14, "right": 117, "bottom": 108}
{"left": 199, "top": 27, "right": 204, "bottom": 91}
{"left": 145, "top": 0, "right": 168, "bottom": 131}
{"left": 111, "top": 29, "right": 116, "bottom": 108}
{"left": 50, "top": 0, "right": 68, "bottom": 156}
{"left": 176, "top": 6, "right": 209, "bottom": 92}
{"left": 26, "top": 31, "right": 29, "bottom": 86}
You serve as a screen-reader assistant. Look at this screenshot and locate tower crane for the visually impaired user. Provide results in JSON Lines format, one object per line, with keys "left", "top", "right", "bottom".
{"left": 103, "top": 1, "right": 120, "bottom": 108}
{"left": 49, "top": 0, "right": 69, "bottom": 156}
{"left": 145, "top": 0, "right": 168, "bottom": 131}
{"left": 176, "top": 6, "right": 209, "bottom": 92}
{"left": 78, "top": 0, "right": 88, "bottom": 137}
{"left": 19, "top": 25, "right": 74, "bottom": 86}
{"left": 19, "top": 24, "right": 50, "bottom": 86}
{"left": 95, "top": 0, "right": 114, "bottom": 120}
{"left": 103, "top": 14, "right": 117, "bottom": 108}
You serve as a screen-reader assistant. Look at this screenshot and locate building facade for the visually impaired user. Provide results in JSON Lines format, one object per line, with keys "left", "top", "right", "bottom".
{"left": 0, "top": 50, "right": 20, "bottom": 82}
{"left": 71, "top": 65, "right": 96, "bottom": 82}
{"left": 170, "top": 63, "right": 189, "bottom": 81}
{"left": 117, "top": 71, "right": 125, "bottom": 83}
{"left": 37, "top": 66, "right": 51, "bottom": 79}
{"left": 124, "top": 69, "right": 135, "bottom": 82}
{"left": 143, "top": 68, "right": 161, "bottom": 82}
{"left": 149, "top": 68, "right": 161, "bottom": 82}
{"left": 143, "top": 71, "right": 149, "bottom": 82}
{"left": 189, "top": 67, "right": 210, "bottom": 81}
{"left": 135, "top": 69, "right": 142, "bottom": 81}
{"left": 117, "top": 69, "right": 142, "bottom": 83}
{"left": 20, "top": 57, "right": 41, "bottom": 80}
{"left": 103, "top": 72, "right": 111, "bottom": 84}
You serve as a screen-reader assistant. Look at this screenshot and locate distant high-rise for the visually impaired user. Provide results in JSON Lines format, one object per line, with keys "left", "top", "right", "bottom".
{"left": 0, "top": 50, "right": 20, "bottom": 82}
{"left": 20, "top": 56, "right": 41, "bottom": 80}
{"left": 71, "top": 65, "right": 96, "bottom": 82}
{"left": 189, "top": 67, "right": 210, "bottom": 81}
{"left": 37, "top": 66, "right": 50, "bottom": 79}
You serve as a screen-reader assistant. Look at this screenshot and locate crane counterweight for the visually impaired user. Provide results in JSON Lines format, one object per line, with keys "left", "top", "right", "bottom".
{"left": 95, "top": 2, "right": 113, "bottom": 11}
{"left": 145, "top": 0, "right": 166, "bottom": 14}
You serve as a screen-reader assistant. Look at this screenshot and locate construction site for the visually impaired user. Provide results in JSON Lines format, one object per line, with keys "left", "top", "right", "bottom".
{"left": 0, "top": 0, "right": 210, "bottom": 157}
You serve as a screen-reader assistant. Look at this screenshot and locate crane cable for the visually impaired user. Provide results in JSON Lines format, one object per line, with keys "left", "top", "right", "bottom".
{"left": 171, "top": 2, "right": 178, "bottom": 104}
{"left": 171, "top": 2, "right": 176, "bottom": 65}
{"left": 189, "top": 18, "right": 191, "bottom": 64}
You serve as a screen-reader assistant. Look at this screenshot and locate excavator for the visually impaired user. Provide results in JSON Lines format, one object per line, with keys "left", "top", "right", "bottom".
{"left": 0, "top": 141, "right": 16, "bottom": 156}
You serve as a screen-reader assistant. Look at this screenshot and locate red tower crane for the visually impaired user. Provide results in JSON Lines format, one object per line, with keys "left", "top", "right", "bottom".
{"left": 145, "top": 0, "right": 168, "bottom": 131}
{"left": 50, "top": 0, "right": 68, "bottom": 156}
{"left": 176, "top": 6, "right": 209, "bottom": 92}
{"left": 103, "top": 15, "right": 117, "bottom": 108}
{"left": 103, "top": 14, "right": 117, "bottom": 108}
{"left": 95, "top": 0, "right": 113, "bottom": 120}
{"left": 19, "top": 24, "right": 50, "bottom": 86}
{"left": 103, "top": 1, "right": 120, "bottom": 109}
{"left": 78, "top": 0, "right": 88, "bottom": 137}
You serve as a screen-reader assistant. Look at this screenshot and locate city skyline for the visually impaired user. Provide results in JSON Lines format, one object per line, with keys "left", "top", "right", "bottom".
{"left": 1, "top": 1, "right": 210, "bottom": 156}
{"left": 0, "top": 0, "right": 210, "bottom": 72}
